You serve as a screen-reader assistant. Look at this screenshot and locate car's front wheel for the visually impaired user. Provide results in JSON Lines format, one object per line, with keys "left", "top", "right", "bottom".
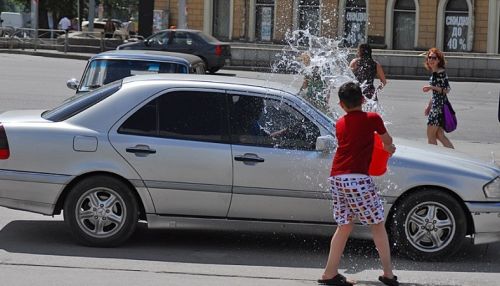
{"left": 64, "top": 175, "right": 138, "bottom": 247}
{"left": 389, "top": 189, "right": 467, "bottom": 260}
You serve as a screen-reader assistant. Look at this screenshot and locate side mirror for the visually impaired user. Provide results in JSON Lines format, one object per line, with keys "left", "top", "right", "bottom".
{"left": 316, "top": 135, "right": 336, "bottom": 152}
{"left": 66, "top": 78, "right": 79, "bottom": 90}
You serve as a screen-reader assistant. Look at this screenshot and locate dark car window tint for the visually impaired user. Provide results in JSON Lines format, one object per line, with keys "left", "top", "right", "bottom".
{"left": 158, "top": 91, "right": 228, "bottom": 142}
{"left": 172, "top": 31, "right": 195, "bottom": 46}
{"left": 118, "top": 99, "right": 158, "bottom": 136}
{"left": 42, "top": 82, "right": 121, "bottom": 122}
{"left": 230, "top": 95, "right": 320, "bottom": 150}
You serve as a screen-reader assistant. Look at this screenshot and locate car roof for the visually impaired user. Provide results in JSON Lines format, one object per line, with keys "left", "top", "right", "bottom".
{"left": 89, "top": 50, "right": 204, "bottom": 64}
{"left": 122, "top": 73, "right": 298, "bottom": 95}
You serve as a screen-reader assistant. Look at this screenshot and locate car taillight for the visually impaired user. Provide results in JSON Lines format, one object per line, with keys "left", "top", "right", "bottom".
{"left": 0, "top": 124, "right": 10, "bottom": 159}
{"left": 215, "top": 45, "right": 222, "bottom": 56}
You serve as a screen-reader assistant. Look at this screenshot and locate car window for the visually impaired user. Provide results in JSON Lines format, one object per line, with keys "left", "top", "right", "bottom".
{"left": 119, "top": 91, "right": 229, "bottom": 143}
{"left": 230, "top": 95, "right": 320, "bottom": 150}
{"left": 42, "top": 82, "right": 121, "bottom": 122}
{"left": 80, "top": 59, "right": 188, "bottom": 91}
{"left": 148, "top": 31, "right": 169, "bottom": 47}
{"left": 172, "top": 31, "right": 195, "bottom": 46}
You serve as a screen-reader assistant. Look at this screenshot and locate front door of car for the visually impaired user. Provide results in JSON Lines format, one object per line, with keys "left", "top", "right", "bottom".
{"left": 146, "top": 31, "right": 171, "bottom": 50}
{"left": 227, "top": 93, "right": 334, "bottom": 223}
{"left": 109, "top": 90, "right": 233, "bottom": 217}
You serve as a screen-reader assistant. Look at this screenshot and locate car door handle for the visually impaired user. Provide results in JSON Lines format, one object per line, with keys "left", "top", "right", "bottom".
{"left": 234, "top": 154, "right": 265, "bottom": 163}
{"left": 126, "top": 145, "right": 156, "bottom": 154}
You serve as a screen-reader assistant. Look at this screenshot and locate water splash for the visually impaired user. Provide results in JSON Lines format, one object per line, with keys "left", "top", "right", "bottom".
{"left": 272, "top": 29, "right": 355, "bottom": 117}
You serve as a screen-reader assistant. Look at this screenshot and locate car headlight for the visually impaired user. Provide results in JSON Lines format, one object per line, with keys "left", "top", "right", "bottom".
{"left": 484, "top": 177, "right": 500, "bottom": 198}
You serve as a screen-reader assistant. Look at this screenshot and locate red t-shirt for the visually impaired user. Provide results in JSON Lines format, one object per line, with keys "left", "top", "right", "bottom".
{"left": 330, "top": 110, "right": 387, "bottom": 176}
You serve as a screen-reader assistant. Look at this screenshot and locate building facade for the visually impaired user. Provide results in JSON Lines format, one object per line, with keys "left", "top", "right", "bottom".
{"left": 153, "top": 0, "right": 500, "bottom": 54}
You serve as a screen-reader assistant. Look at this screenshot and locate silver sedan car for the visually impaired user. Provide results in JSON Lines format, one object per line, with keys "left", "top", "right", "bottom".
{"left": 0, "top": 74, "right": 499, "bottom": 261}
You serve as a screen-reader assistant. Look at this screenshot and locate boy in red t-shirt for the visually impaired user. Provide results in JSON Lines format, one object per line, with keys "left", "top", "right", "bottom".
{"left": 318, "top": 82, "right": 398, "bottom": 286}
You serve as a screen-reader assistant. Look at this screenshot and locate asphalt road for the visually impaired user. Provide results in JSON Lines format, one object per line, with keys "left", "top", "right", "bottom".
{"left": 0, "top": 53, "right": 499, "bottom": 285}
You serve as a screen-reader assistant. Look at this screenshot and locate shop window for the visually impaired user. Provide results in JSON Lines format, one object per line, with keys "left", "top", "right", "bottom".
{"left": 298, "top": 0, "right": 321, "bottom": 36}
{"left": 393, "top": 0, "right": 416, "bottom": 50}
{"left": 256, "top": 0, "right": 275, "bottom": 42}
{"left": 444, "top": 0, "right": 469, "bottom": 52}
{"left": 344, "top": 0, "right": 367, "bottom": 47}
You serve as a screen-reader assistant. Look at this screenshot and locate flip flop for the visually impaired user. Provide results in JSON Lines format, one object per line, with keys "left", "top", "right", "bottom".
{"left": 378, "top": 275, "right": 399, "bottom": 286}
{"left": 317, "top": 273, "right": 354, "bottom": 286}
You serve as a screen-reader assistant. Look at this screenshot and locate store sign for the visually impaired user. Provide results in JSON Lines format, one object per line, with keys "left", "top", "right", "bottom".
{"left": 444, "top": 13, "right": 470, "bottom": 52}
{"left": 344, "top": 10, "right": 367, "bottom": 47}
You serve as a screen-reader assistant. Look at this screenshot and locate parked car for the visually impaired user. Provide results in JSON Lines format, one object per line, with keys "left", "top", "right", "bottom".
{"left": 117, "top": 29, "right": 231, "bottom": 73}
{"left": 67, "top": 50, "right": 206, "bottom": 93}
{"left": 81, "top": 19, "right": 128, "bottom": 40}
{"left": 0, "top": 75, "right": 499, "bottom": 260}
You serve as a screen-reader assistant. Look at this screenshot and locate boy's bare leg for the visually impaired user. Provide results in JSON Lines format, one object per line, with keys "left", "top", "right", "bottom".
{"left": 322, "top": 222, "right": 354, "bottom": 279}
{"left": 370, "top": 222, "right": 395, "bottom": 278}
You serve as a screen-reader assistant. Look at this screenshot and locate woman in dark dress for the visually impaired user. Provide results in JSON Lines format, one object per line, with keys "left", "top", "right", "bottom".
{"left": 349, "top": 44, "right": 387, "bottom": 100}
{"left": 422, "top": 48, "right": 454, "bottom": 148}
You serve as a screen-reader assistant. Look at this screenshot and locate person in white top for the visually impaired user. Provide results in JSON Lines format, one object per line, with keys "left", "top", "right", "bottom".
{"left": 58, "top": 16, "right": 71, "bottom": 31}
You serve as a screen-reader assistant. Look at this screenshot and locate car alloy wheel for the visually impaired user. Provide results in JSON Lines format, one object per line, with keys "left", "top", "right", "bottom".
{"left": 64, "top": 175, "right": 138, "bottom": 247}
{"left": 389, "top": 189, "right": 467, "bottom": 260}
{"left": 404, "top": 201, "right": 455, "bottom": 252}
{"left": 75, "top": 187, "right": 127, "bottom": 238}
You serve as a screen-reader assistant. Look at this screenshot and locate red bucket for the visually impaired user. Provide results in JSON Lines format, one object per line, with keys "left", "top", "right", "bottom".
{"left": 369, "top": 133, "right": 390, "bottom": 176}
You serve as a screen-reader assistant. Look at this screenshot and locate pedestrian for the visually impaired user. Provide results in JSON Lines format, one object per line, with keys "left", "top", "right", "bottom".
{"left": 298, "top": 52, "right": 329, "bottom": 113}
{"left": 58, "top": 16, "right": 71, "bottom": 32}
{"left": 318, "top": 82, "right": 398, "bottom": 286}
{"left": 104, "top": 18, "right": 114, "bottom": 38}
{"left": 422, "top": 47, "right": 454, "bottom": 148}
{"left": 349, "top": 43, "right": 387, "bottom": 100}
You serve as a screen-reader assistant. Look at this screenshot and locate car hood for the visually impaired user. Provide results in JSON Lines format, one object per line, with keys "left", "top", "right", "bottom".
{"left": 0, "top": 109, "right": 49, "bottom": 123}
{"left": 117, "top": 41, "right": 145, "bottom": 49}
{"left": 393, "top": 138, "right": 499, "bottom": 180}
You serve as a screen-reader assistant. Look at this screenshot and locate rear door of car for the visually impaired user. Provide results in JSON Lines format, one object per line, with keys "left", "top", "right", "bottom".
{"left": 227, "top": 91, "right": 333, "bottom": 223}
{"left": 167, "top": 31, "right": 198, "bottom": 54}
{"left": 108, "top": 89, "right": 233, "bottom": 217}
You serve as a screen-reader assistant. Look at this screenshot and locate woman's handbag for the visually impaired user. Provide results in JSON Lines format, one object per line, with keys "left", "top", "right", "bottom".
{"left": 443, "top": 98, "right": 457, "bottom": 133}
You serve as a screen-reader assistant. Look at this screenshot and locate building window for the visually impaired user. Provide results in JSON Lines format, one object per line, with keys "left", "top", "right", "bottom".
{"left": 393, "top": 0, "right": 416, "bottom": 50}
{"left": 444, "top": 0, "right": 469, "bottom": 52}
{"left": 298, "top": 0, "right": 321, "bottom": 36}
{"left": 256, "top": 0, "right": 275, "bottom": 42}
{"left": 344, "top": 0, "right": 367, "bottom": 47}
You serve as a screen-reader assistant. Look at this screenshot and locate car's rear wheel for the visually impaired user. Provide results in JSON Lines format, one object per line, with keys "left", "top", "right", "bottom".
{"left": 389, "top": 189, "right": 467, "bottom": 260}
{"left": 64, "top": 175, "right": 138, "bottom": 247}
{"left": 208, "top": 66, "right": 221, "bottom": 74}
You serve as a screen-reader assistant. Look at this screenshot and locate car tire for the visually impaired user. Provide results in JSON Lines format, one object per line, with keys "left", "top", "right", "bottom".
{"left": 63, "top": 175, "right": 138, "bottom": 247}
{"left": 208, "top": 66, "right": 221, "bottom": 74}
{"left": 389, "top": 189, "right": 467, "bottom": 260}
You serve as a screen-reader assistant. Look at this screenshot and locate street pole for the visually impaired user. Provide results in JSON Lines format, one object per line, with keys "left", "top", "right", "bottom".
{"left": 178, "top": 0, "right": 187, "bottom": 28}
{"left": 31, "top": 0, "right": 38, "bottom": 50}
{"left": 77, "top": 0, "right": 80, "bottom": 31}
{"left": 89, "top": 0, "right": 95, "bottom": 32}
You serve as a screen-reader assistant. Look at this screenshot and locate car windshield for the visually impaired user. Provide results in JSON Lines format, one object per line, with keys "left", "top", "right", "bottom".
{"left": 195, "top": 31, "right": 220, "bottom": 43}
{"left": 79, "top": 59, "right": 188, "bottom": 92}
{"left": 42, "top": 82, "right": 121, "bottom": 122}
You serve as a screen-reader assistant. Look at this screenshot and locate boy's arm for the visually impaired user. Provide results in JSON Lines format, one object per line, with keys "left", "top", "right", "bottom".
{"left": 379, "top": 132, "right": 396, "bottom": 155}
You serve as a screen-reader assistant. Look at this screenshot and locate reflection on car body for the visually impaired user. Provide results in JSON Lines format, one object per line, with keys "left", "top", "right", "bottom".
{"left": 67, "top": 50, "right": 206, "bottom": 93}
{"left": 0, "top": 75, "right": 499, "bottom": 261}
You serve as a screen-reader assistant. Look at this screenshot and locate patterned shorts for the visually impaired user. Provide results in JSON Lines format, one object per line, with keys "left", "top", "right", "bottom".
{"left": 329, "top": 174, "right": 385, "bottom": 225}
